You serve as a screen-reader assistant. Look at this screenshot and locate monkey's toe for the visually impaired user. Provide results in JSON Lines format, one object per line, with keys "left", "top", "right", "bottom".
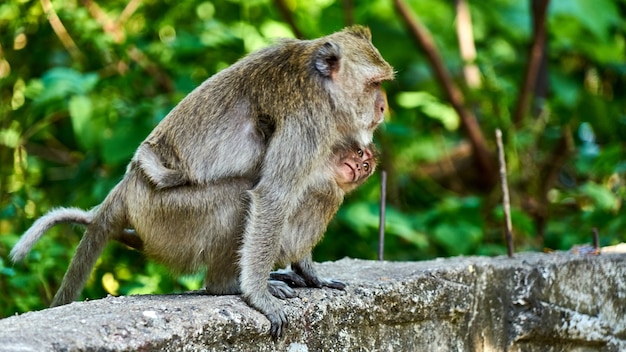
{"left": 267, "top": 280, "right": 297, "bottom": 299}
{"left": 323, "top": 279, "right": 347, "bottom": 290}
{"left": 269, "top": 270, "right": 307, "bottom": 287}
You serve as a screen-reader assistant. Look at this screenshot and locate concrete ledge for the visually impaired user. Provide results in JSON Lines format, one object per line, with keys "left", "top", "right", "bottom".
{"left": 1, "top": 252, "right": 625, "bottom": 351}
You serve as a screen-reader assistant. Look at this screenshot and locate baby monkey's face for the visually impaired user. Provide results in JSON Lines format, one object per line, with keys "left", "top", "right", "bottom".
{"left": 334, "top": 145, "right": 377, "bottom": 193}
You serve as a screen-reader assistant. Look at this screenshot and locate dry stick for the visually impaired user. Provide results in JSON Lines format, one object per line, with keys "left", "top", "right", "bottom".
{"left": 512, "top": 0, "right": 550, "bottom": 125}
{"left": 455, "top": 0, "right": 481, "bottom": 89}
{"left": 82, "top": 0, "right": 141, "bottom": 43}
{"left": 117, "top": 0, "right": 142, "bottom": 25}
{"left": 378, "top": 170, "right": 387, "bottom": 261}
{"left": 393, "top": 0, "right": 495, "bottom": 185}
{"left": 495, "top": 129, "right": 514, "bottom": 257}
{"left": 40, "top": 0, "right": 85, "bottom": 62}
{"left": 592, "top": 227, "right": 600, "bottom": 254}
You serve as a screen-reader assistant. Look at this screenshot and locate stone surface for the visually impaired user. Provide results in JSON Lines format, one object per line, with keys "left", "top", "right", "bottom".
{"left": 1, "top": 252, "right": 625, "bottom": 351}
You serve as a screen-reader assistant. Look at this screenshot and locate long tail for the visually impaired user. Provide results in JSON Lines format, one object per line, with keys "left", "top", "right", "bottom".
{"left": 51, "top": 180, "right": 128, "bottom": 307}
{"left": 10, "top": 207, "right": 93, "bottom": 262}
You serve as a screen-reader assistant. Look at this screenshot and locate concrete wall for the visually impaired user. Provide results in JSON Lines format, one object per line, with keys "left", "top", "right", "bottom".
{"left": 1, "top": 252, "right": 625, "bottom": 351}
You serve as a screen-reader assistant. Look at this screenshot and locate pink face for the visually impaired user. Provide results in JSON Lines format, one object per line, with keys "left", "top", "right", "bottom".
{"left": 334, "top": 146, "right": 376, "bottom": 192}
{"left": 369, "top": 87, "right": 387, "bottom": 130}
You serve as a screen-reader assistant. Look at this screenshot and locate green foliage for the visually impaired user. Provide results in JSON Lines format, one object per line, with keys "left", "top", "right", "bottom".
{"left": 1, "top": 0, "right": 625, "bottom": 318}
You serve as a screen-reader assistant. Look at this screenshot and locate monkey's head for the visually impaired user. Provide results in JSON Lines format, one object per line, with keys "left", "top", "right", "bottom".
{"left": 333, "top": 143, "right": 378, "bottom": 193}
{"left": 312, "top": 26, "right": 395, "bottom": 146}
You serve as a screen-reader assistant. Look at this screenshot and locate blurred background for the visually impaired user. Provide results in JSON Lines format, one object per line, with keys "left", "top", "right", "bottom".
{"left": 1, "top": 0, "right": 624, "bottom": 316}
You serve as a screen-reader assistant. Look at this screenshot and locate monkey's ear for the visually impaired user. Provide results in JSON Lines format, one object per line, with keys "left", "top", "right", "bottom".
{"left": 314, "top": 42, "right": 342, "bottom": 78}
{"left": 346, "top": 25, "right": 372, "bottom": 41}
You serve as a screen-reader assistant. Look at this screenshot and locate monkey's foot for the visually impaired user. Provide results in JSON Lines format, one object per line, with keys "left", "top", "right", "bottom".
{"left": 267, "top": 280, "right": 297, "bottom": 299}
{"left": 270, "top": 269, "right": 346, "bottom": 290}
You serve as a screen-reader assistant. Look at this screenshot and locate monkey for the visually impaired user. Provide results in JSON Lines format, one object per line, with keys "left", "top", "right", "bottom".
{"left": 12, "top": 141, "right": 378, "bottom": 284}
{"left": 267, "top": 141, "right": 378, "bottom": 290}
{"left": 11, "top": 25, "right": 393, "bottom": 338}
{"left": 134, "top": 138, "right": 376, "bottom": 192}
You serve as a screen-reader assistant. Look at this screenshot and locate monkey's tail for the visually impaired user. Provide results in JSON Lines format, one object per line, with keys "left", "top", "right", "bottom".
{"left": 51, "top": 180, "right": 127, "bottom": 307}
{"left": 10, "top": 207, "right": 93, "bottom": 263}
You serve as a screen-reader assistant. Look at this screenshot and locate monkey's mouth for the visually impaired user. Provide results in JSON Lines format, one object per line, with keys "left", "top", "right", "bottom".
{"left": 345, "top": 163, "right": 357, "bottom": 182}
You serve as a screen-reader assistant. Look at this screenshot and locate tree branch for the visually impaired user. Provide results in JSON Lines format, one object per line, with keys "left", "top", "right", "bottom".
{"left": 40, "top": 0, "right": 85, "bottom": 62}
{"left": 344, "top": 0, "right": 354, "bottom": 26}
{"left": 393, "top": 0, "right": 495, "bottom": 187}
{"left": 455, "top": 0, "right": 481, "bottom": 88}
{"left": 273, "top": 0, "right": 305, "bottom": 39}
{"left": 512, "top": 0, "right": 550, "bottom": 125}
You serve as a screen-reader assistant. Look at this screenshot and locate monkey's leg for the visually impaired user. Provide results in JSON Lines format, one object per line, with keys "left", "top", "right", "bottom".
{"left": 204, "top": 254, "right": 241, "bottom": 295}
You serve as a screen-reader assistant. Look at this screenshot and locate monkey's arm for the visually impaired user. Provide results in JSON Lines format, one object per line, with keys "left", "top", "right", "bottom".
{"left": 270, "top": 186, "right": 346, "bottom": 290}
{"left": 239, "top": 119, "right": 329, "bottom": 339}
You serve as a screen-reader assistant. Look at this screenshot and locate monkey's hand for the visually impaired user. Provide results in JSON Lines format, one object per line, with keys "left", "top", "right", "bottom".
{"left": 244, "top": 290, "right": 289, "bottom": 340}
{"left": 267, "top": 279, "right": 297, "bottom": 299}
{"left": 271, "top": 266, "right": 347, "bottom": 290}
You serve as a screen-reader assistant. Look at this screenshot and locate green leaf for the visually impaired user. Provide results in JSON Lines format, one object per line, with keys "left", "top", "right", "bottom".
{"left": 36, "top": 68, "right": 98, "bottom": 104}
{"left": 69, "top": 95, "right": 96, "bottom": 149}
{"left": 432, "top": 221, "right": 482, "bottom": 256}
{"left": 579, "top": 182, "right": 618, "bottom": 212}
{"left": 396, "top": 91, "right": 459, "bottom": 130}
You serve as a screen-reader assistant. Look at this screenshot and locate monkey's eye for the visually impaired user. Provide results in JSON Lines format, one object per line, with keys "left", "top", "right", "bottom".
{"left": 363, "top": 162, "right": 370, "bottom": 172}
{"left": 357, "top": 149, "right": 364, "bottom": 157}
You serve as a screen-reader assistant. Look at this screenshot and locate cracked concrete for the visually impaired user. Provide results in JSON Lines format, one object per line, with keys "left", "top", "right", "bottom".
{"left": 0, "top": 252, "right": 624, "bottom": 351}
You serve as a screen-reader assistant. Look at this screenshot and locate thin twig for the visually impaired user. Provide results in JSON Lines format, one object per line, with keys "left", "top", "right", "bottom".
{"left": 512, "top": 0, "right": 550, "bottom": 125}
{"left": 82, "top": 0, "right": 142, "bottom": 43}
{"left": 40, "top": 0, "right": 85, "bottom": 61}
{"left": 344, "top": 0, "right": 354, "bottom": 26}
{"left": 273, "top": 0, "right": 305, "bottom": 39}
{"left": 393, "top": 0, "right": 495, "bottom": 187}
{"left": 378, "top": 170, "right": 387, "bottom": 261}
{"left": 496, "top": 129, "right": 514, "bottom": 257}
{"left": 455, "top": 0, "right": 481, "bottom": 88}
{"left": 592, "top": 228, "right": 600, "bottom": 254}
{"left": 117, "top": 0, "right": 142, "bottom": 26}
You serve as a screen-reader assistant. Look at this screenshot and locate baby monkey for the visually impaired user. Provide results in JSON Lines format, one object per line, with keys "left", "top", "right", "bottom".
{"left": 12, "top": 141, "right": 377, "bottom": 299}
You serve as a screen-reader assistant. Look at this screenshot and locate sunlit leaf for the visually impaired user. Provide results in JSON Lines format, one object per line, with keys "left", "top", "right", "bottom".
{"left": 579, "top": 182, "right": 618, "bottom": 212}
{"left": 69, "top": 95, "right": 96, "bottom": 149}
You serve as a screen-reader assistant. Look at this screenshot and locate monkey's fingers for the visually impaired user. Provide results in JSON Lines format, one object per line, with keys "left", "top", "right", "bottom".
{"left": 267, "top": 280, "right": 297, "bottom": 299}
{"left": 322, "top": 279, "right": 347, "bottom": 290}
{"left": 268, "top": 310, "right": 288, "bottom": 340}
{"left": 269, "top": 270, "right": 307, "bottom": 288}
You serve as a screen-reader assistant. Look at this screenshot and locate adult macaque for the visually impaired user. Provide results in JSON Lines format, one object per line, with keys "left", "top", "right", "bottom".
{"left": 12, "top": 25, "right": 392, "bottom": 338}
{"left": 13, "top": 141, "right": 377, "bottom": 272}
